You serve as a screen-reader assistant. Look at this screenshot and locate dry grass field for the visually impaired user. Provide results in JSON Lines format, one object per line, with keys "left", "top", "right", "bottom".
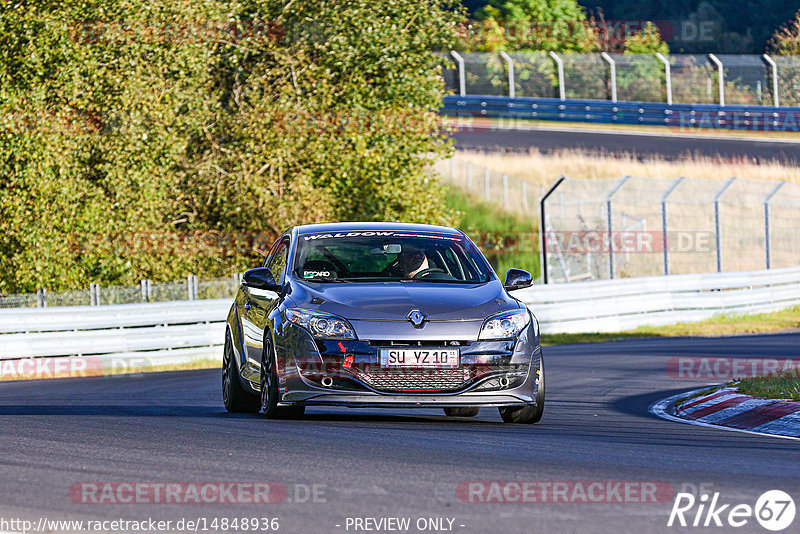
{"left": 451, "top": 148, "right": 800, "bottom": 188}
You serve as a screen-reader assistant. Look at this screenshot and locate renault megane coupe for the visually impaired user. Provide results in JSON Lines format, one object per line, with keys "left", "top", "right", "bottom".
{"left": 222, "top": 222, "right": 544, "bottom": 423}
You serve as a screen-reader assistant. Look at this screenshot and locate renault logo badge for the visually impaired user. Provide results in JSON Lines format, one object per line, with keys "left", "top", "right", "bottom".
{"left": 407, "top": 310, "right": 426, "bottom": 327}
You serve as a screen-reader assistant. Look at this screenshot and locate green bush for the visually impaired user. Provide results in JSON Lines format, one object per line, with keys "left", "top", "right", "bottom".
{"left": 0, "top": 0, "right": 464, "bottom": 292}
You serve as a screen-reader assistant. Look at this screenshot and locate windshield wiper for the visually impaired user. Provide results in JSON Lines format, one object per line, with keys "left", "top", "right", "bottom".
{"left": 301, "top": 277, "right": 350, "bottom": 283}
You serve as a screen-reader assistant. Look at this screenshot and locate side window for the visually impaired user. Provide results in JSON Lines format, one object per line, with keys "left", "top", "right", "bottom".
{"left": 266, "top": 239, "right": 289, "bottom": 284}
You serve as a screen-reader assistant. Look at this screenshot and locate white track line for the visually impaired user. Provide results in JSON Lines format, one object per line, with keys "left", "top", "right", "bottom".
{"left": 648, "top": 388, "right": 800, "bottom": 442}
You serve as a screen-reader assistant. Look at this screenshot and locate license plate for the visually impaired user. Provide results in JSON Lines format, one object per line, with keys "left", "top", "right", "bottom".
{"left": 378, "top": 348, "right": 460, "bottom": 368}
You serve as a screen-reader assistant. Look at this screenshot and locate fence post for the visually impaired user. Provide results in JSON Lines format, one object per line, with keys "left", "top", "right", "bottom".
{"left": 141, "top": 279, "right": 151, "bottom": 302}
{"left": 549, "top": 51, "right": 566, "bottom": 101}
{"left": 484, "top": 168, "right": 490, "bottom": 201}
{"left": 90, "top": 283, "right": 99, "bottom": 306}
{"left": 708, "top": 54, "right": 725, "bottom": 107}
{"left": 600, "top": 52, "right": 617, "bottom": 102}
{"left": 764, "top": 181, "right": 786, "bottom": 269}
{"left": 540, "top": 175, "right": 567, "bottom": 284}
{"left": 606, "top": 176, "right": 632, "bottom": 280}
{"left": 502, "top": 174, "right": 509, "bottom": 208}
{"left": 655, "top": 53, "right": 672, "bottom": 105}
{"left": 661, "top": 177, "right": 685, "bottom": 275}
{"left": 762, "top": 54, "right": 779, "bottom": 108}
{"left": 187, "top": 274, "right": 198, "bottom": 300}
{"left": 713, "top": 177, "right": 737, "bottom": 272}
{"left": 499, "top": 51, "right": 515, "bottom": 98}
{"left": 449, "top": 51, "right": 466, "bottom": 97}
{"left": 36, "top": 288, "right": 46, "bottom": 308}
{"left": 522, "top": 181, "right": 528, "bottom": 211}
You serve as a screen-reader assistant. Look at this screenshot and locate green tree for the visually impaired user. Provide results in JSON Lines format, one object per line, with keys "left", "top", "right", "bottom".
{"left": 0, "top": 0, "right": 464, "bottom": 293}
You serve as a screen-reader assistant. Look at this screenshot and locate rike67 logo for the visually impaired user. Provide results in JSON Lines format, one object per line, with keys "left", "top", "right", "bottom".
{"left": 668, "top": 490, "right": 795, "bottom": 531}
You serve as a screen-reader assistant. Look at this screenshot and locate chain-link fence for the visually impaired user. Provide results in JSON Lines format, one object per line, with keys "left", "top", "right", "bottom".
{"left": 435, "top": 156, "right": 800, "bottom": 283}
{"left": 0, "top": 275, "right": 240, "bottom": 308}
{"left": 441, "top": 52, "right": 800, "bottom": 106}
{"left": 434, "top": 158, "right": 547, "bottom": 214}
{"left": 542, "top": 177, "right": 800, "bottom": 283}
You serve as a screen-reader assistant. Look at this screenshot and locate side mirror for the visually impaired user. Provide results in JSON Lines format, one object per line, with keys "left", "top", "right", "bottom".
{"left": 242, "top": 268, "right": 281, "bottom": 292}
{"left": 504, "top": 268, "right": 533, "bottom": 291}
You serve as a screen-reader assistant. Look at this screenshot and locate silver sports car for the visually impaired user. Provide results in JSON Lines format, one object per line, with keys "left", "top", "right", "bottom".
{"left": 223, "top": 222, "right": 544, "bottom": 423}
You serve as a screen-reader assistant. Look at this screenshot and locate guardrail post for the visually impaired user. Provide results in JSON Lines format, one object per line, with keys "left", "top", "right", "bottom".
{"left": 449, "top": 51, "right": 466, "bottom": 97}
{"left": 484, "top": 168, "right": 490, "bottom": 201}
{"left": 714, "top": 177, "right": 737, "bottom": 272}
{"left": 502, "top": 174, "right": 509, "bottom": 208}
{"left": 600, "top": 52, "right": 617, "bottom": 102}
{"left": 762, "top": 54, "right": 779, "bottom": 107}
{"left": 764, "top": 181, "right": 786, "bottom": 269}
{"left": 606, "top": 176, "right": 632, "bottom": 280}
{"left": 499, "top": 51, "right": 515, "bottom": 98}
{"left": 661, "top": 177, "right": 685, "bottom": 275}
{"left": 36, "top": 288, "right": 46, "bottom": 308}
{"left": 708, "top": 54, "right": 725, "bottom": 107}
{"left": 540, "top": 175, "right": 567, "bottom": 284}
{"left": 655, "top": 53, "right": 672, "bottom": 105}
{"left": 549, "top": 51, "right": 565, "bottom": 101}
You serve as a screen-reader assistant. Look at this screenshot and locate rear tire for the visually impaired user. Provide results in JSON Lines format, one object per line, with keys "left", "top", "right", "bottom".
{"left": 222, "top": 331, "right": 260, "bottom": 413}
{"left": 443, "top": 407, "right": 480, "bottom": 417}
{"left": 499, "top": 361, "right": 545, "bottom": 424}
{"left": 260, "top": 338, "right": 305, "bottom": 420}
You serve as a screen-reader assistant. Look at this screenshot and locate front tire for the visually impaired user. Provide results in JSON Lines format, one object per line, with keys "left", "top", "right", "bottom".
{"left": 499, "top": 361, "right": 545, "bottom": 424}
{"left": 443, "top": 407, "right": 480, "bottom": 417}
{"left": 260, "top": 338, "right": 305, "bottom": 420}
{"left": 222, "top": 331, "right": 260, "bottom": 413}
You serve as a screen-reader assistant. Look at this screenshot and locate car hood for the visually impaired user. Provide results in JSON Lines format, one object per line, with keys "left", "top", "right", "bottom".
{"left": 288, "top": 279, "right": 519, "bottom": 321}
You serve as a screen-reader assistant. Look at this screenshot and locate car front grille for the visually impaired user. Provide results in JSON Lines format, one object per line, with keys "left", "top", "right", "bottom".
{"left": 356, "top": 367, "right": 473, "bottom": 392}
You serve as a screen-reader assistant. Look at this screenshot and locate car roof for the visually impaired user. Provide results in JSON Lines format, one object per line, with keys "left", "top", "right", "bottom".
{"left": 293, "top": 222, "right": 463, "bottom": 236}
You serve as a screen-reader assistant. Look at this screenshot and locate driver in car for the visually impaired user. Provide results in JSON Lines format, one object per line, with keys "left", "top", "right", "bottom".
{"left": 398, "top": 246, "right": 455, "bottom": 280}
{"left": 399, "top": 246, "right": 429, "bottom": 278}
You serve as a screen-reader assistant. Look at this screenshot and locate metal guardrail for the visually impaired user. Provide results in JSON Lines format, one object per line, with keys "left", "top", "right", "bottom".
{"left": 442, "top": 95, "right": 800, "bottom": 130}
{"left": 1, "top": 267, "right": 798, "bottom": 373}
{"left": 0, "top": 300, "right": 229, "bottom": 367}
{"left": 516, "top": 266, "right": 800, "bottom": 334}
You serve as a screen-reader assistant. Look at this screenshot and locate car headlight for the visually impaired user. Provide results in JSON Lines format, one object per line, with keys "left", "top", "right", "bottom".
{"left": 285, "top": 308, "right": 357, "bottom": 340}
{"left": 478, "top": 309, "right": 530, "bottom": 340}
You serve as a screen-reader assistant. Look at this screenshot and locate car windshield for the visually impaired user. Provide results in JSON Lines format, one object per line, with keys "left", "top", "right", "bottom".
{"left": 293, "top": 230, "right": 492, "bottom": 283}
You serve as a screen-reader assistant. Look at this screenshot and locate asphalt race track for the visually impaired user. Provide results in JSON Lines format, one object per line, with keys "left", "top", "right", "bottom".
{"left": 1, "top": 333, "right": 799, "bottom": 534}
{"left": 452, "top": 125, "right": 800, "bottom": 163}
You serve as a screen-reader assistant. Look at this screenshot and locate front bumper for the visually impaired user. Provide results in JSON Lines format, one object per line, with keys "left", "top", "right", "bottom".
{"left": 274, "top": 324, "right": 542, "bottom": 408}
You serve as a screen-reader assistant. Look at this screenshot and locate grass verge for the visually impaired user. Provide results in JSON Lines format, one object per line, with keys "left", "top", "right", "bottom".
{"left": 736, "top": 372, "right": 800, "bottom": 401}
{"left": 541, "top": 306, "right": 800, "bottom": 346}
